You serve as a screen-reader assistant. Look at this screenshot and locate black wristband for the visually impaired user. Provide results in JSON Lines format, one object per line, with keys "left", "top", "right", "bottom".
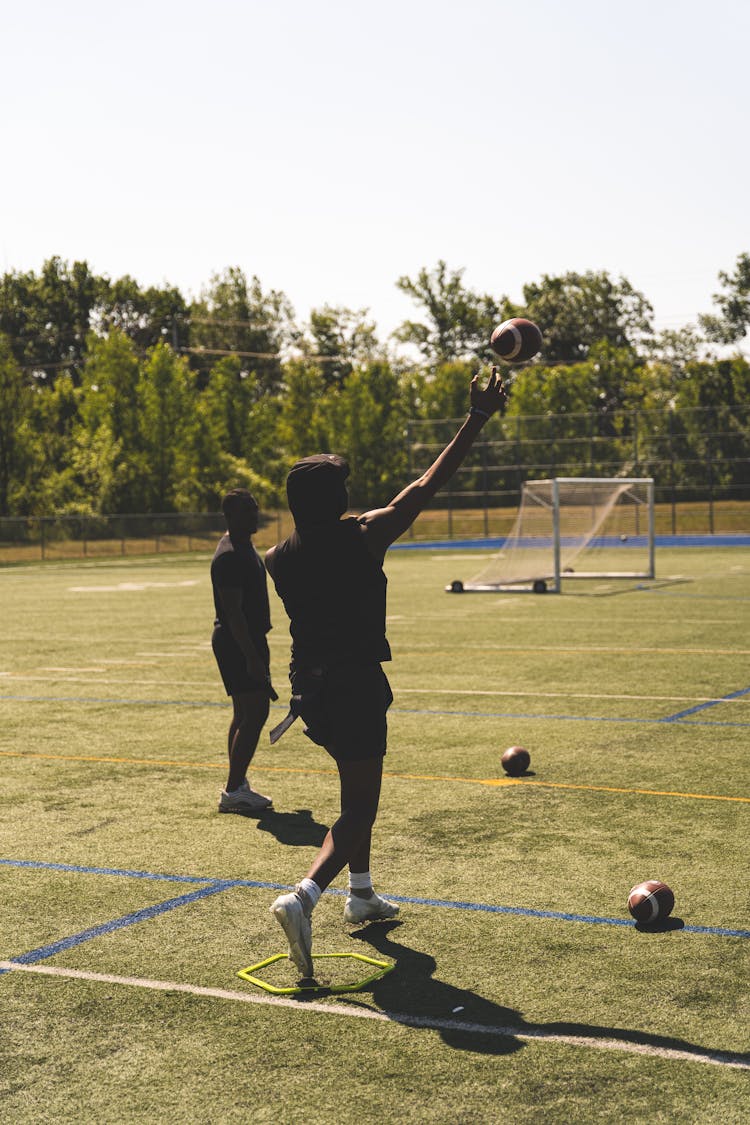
{"left": 469, "top": 406, "right": 490, "bottom": 420}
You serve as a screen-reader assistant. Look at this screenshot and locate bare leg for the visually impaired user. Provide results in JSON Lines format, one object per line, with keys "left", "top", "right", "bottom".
{"left": 304, "top": 756, "right": 383, "bottom": 892}
{"left": 226, "top": 689, "right": 269, "bottom": 792}
{"left": 348, "top": 828, "right": 372, "bottom": 876}
{"left": 227, "top": 713, "right": 239, "bottom": 760}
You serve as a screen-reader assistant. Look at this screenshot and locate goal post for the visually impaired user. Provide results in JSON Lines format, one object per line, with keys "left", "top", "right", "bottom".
{"left": 448, "top": 477, "right": 655, "bottom": 594}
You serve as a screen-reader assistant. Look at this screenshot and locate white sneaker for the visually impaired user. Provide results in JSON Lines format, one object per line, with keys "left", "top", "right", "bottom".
{"left": 344, "top": 891, "right": 400, "bottom": 925}
{"left": 270, "top": 889, "right": 314, "bottom": 977}
{"left": 218, "top": 780, "right": 272, "bottom": 813}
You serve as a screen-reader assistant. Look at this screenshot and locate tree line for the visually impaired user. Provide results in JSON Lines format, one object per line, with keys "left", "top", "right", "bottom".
{"left": 0, "top": 253, "right": 748, "bottom": 517}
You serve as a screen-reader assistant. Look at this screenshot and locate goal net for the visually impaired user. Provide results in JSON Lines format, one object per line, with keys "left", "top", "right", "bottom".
{"left": 451, "top": 477, "right": 655, "bottom": 593}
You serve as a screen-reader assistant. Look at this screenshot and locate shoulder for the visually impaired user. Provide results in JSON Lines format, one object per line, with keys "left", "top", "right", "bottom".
{"left": 354, "top": 511, "right": 390, "bottom": 562}
{"left": 212, "top": 536, "right": 245, "bottom": 584}
{"left": 265, "top": 532, "right": 297, "bottom": 577}
{"left": 211, "top": 534, "right": 233, "bottom": 569}
{"left": 265, "top": 543, "right": 278, "bottom": 577}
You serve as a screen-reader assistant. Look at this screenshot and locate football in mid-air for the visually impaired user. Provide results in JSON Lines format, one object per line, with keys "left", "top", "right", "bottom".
{"left": 627, "top": 880, "right": 675, "bottom": 924}
{"left": 490, "top": 317, "right": 543, "bottom": 362}
{"left": 501, "top": 746, "right": 531, "bottom": 776}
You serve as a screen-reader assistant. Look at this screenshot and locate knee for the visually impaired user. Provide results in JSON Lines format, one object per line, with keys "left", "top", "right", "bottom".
{"left": 343, "top": 794, "right": 379, "bottom": 828}
{"left": 234, "top": 693, "right": 269, "bottom": 728}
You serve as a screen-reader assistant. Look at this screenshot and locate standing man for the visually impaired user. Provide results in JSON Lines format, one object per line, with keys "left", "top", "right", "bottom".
{"left": 211, "top": 488, "right": 277, "bottom": 814}
{"left": 266, "top": 369, "right": 507, "bottom": 977}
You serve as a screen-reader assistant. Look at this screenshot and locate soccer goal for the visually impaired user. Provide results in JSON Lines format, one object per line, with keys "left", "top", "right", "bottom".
{"left": 447, "top": 477, "right": 655, "bottom": 594}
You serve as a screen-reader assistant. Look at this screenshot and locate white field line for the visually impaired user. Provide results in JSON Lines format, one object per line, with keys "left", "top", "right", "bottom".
{"left": 393, "top": 689, "right": 750, "bottom": 705}
{"left": 68, "top": 581, "right": 200, "bottom": 592}
{"left": 1, "top": 962, "right": 747, "bottom": 1071}
{"left": 399, "top": 644, "right": 750, "bottom": 656}
{"left": 3, "top": 675, "right": 219, "bottom": 687}
{"left": 2, "top": 673, "right": 747, "bottom": 708}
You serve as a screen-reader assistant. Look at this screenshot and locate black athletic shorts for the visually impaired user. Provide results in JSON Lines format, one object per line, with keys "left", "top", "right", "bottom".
{"left": 212, "top": 625, "right": 270, "bottom": 697}
{"left": 291, "top": 662, "right": 393, "bottom": 763}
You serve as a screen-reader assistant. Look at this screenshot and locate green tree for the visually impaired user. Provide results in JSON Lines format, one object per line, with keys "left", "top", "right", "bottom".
{"left": 0, "top": 334, "right": 35, "bottom": 514}
{"left": 699, "top": 252, "right": 750, "bottom": 345}
{"left": 505, "top": 271, "right": 653, "bottom": 363}
{"left": 276, "top": 360, "right": 330, "bottom": 459}
{"left": 80, "top": 330, "right": 141, "bottom": 452}
{"left": 24, "top": 372, "right": 83, "bottom": 514}
{"left": 201, "top": 355, "right": 258, "bottom": 458}
{"left": 137, "top": 342, "right": 198, "bottom": 511}
{"left": 394, "top": 261, "right": 500, "bottom": 364}
{"left": 95, "top": 275, "right": 189, "bottom": 352}
{"left": 417, "top": 360, "right": 477, "bottom": 420}
{"left": 321, "top": 362, "right": 408, "bottom": 508}
{"left": 189, "top": 267, "right": 296, "bottom": 397}
{"left": 669, "top": 357, "right": 750, "bottom": 493}
{"left": 0, "top": 257, "right": 102, "bottom": 384}
{"left": 506, "top": 360, "right": 599, "bottom": 419}
{"left": 78, "top": 330, "right": 145, "bottom": 511}
{"left": 306, "top": 305, "right": 381, "bottom": 389}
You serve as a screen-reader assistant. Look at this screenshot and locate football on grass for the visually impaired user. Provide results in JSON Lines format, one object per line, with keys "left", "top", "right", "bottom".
{"left": 490, "top": 318, "right": 543, "bottom": 362}
{"left": 627, "top": 880, "right": 675, "bottom": 923}
{"left": 501, "top": 746, "right": 530, "bottom": 776}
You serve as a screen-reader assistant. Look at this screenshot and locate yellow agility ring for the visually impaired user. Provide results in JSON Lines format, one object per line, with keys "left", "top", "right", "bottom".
{"left": 237, "top": 952, "right": 395, "bottom": 995}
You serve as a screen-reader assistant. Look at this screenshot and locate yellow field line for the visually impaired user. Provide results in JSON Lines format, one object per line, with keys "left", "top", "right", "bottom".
{"left": 490, "top": 779, "right": 750, "bottom": 803}
{"left": 0, "top": 748, "right": 336, "bottom": 778}
{"left": 1, "top": 750, "right": 747, "bottom": 804}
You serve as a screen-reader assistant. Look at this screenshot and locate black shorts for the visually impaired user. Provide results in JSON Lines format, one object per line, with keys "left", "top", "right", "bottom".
{"left": 212, "top": 626, "right": 270, "bottom": 697}
{"left": 291, "top": 663, "right": 393, "bottom": 763}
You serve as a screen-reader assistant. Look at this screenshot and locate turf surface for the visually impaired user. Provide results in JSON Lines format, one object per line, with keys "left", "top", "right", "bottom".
{"left": 1, "top": 547, "right": 749, "bottom": 1122}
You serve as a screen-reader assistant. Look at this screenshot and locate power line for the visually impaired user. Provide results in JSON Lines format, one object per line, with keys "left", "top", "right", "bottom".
{"left": 180, "top": 346, "right": 343, "bottom": 363}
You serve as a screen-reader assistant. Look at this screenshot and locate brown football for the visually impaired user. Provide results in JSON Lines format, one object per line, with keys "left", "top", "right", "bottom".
{"left": 627, "top": 880, "right": 675, "bottom": 924}
{"left": 490, "top": 317, "right": 543, "bottom": 362}
{"left": 501, "top": 746, "right": 531, "bottom": 776}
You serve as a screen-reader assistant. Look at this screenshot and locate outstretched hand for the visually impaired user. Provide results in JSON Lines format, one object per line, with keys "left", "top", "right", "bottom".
{"left": 470, "top": 366, "right": 507, "bottom": 416}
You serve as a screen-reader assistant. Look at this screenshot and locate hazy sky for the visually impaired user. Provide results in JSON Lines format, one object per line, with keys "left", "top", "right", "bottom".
{"left": 2, "top": 0, "right": 748, "bottom": 342}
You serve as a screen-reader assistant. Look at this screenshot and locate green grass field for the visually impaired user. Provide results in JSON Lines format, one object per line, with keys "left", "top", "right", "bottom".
{"left": 1, "top": 546, "right": 749, "bottom": 1123}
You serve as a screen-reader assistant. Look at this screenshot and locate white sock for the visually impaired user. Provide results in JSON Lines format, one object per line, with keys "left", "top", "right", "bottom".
{"left": 297, "top": 877, "right": 321, "bottom": 909}
{"left": 348, "top": 871, "right": 373, "bottom": 893}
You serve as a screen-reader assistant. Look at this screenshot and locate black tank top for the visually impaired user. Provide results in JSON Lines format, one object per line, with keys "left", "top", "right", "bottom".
{"left": 211, "top": 534, "right": 271, "bottom": 641}
{"left": 271, "top": 517, "right": 391, "bottom": 669}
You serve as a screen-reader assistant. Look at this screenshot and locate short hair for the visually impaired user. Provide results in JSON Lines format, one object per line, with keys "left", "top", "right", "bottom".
{"left": 221, "top": 488, "right": 259, "bottom": 522}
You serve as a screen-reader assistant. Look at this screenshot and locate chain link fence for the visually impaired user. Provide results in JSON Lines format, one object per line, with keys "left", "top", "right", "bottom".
{"left": 406, "top": 403, "right": 750, "bottom": 540}
{"left": 2, "top": 404, "right": 749, "bottom": 562}
{"left": 0, "top": 511, "right": 296, "bottom": 564}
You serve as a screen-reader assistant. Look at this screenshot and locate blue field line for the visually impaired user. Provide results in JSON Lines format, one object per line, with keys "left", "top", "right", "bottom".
{"left": 0, "top": 857, "right": 289, "bottom": 892}
{"left": 373, "top": 893, "right": 750, "bottom": 939}
{"left": 662, "top": 685, "right": 750, "bottom": 723}
{"left": 639, "top": 590, "right": 750, "bottom": 601}
{"left": 0, "top": 858, "right": 230, "bottom": 884}
{"left": 0, "top": 881, "right": 233, "bottom": 977}
{"left": 3, "top": 694, "right": 750, "bottom": 729}
{"left": 0, "top": 694, "right": 227, "bottom": 708}
{"left": 3, "top": 858, "right": 749, "bottom": 941}
{"left": 392, "top": 706, "right": 750, "bottom": 730}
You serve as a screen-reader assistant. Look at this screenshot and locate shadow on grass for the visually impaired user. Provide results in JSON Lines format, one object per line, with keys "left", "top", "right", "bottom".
{"left": 256, "top": 808, "right": 328, "bottom": 848}
{"left": 634, "top": 916, "right": 685, "bottom": 934}
{"left": 565, "top": 578, "right": 694, "bottom": 599}
{"left": 348, "top": 920, "right": 523, "bottom": 1056}
{"left": 348, "top": 921, "right": 749, "bottom": 1067}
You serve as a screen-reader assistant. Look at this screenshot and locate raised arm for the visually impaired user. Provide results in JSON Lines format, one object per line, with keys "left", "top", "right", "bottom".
{"left": 360, "top": 367, "right": 507, "bottom": 556}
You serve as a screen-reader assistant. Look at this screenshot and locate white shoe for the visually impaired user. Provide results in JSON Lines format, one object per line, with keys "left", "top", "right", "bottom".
{"left": 344, "top": 891, "right": 400, "bottom": 925}
{"left": 270, "top": 889, "right": 314, "bottom": 977}
{"left": 218, "top": 780, "right": 272, "bottom": 813}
